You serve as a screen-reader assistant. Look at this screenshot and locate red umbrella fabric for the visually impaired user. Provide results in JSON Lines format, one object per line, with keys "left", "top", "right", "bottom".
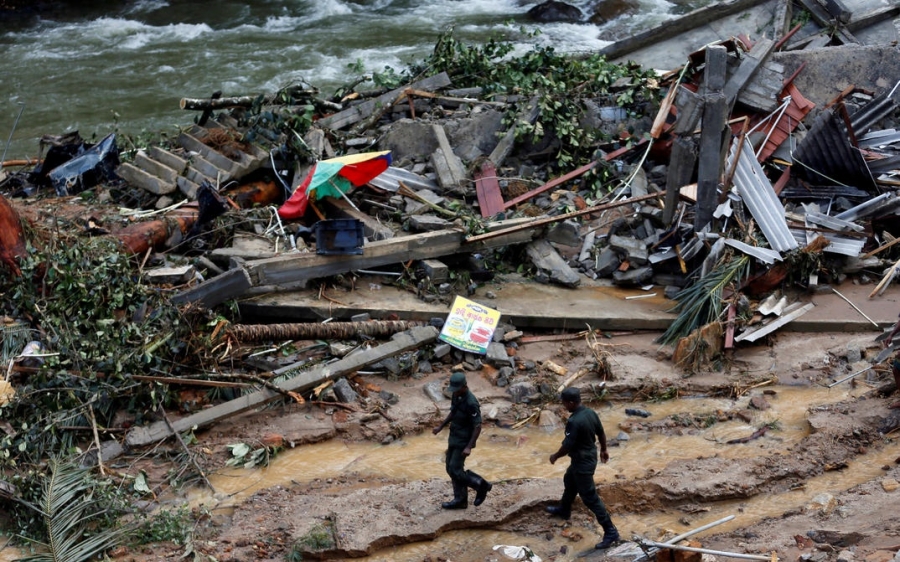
{"left": 278, "top": 150, "right": 392, "bottom": 219}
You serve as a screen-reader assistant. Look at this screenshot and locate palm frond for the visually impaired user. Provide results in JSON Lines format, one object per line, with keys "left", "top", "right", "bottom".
{"left": 657, "top": 253, "right": 751, "bottom": 346}
{"left": 15, "top": 458, "right": 130, "bottom": 562}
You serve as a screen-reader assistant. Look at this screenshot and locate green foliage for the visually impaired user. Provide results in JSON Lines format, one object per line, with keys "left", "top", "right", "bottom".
{"left": 242, "top": 84, "right": 316, "bottom": 164}
{"left": 134, "top": 504, "right": 194, "bottom": 545}
{"left": 15, "top": 457, "right": 132, "bottom": 562}
{"left": 0, "top": 237, "right": 192, "bottom": 535}
{"left": 225, "top": 441, "right": 282, "bottom": 469}
{"left": 657, "top": 253, "right": 751, "bottom": 346}
{"left": 413, "top": 26, "right": 661, "bottom": 171}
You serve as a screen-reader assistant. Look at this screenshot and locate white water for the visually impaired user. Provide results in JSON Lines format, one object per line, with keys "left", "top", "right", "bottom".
{"left": 0, "top": 0, "right": 701, "bottom": 161}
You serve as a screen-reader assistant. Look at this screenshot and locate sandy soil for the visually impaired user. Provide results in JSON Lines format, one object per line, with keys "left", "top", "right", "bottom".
{"left": 101, "top": 324, "right": 900, "bottom": 562}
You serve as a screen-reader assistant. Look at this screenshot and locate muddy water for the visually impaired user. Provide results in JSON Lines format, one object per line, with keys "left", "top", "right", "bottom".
{"left": 0, "top": 383, "right": 887, "bottom": 562}
{"left": 185, "top": 383, "right": 895, "bottom": 561}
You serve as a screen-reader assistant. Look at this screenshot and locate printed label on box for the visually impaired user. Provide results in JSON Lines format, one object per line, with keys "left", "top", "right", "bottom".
{"left": 439, "top": 295, "right": 501, "bottom": 355}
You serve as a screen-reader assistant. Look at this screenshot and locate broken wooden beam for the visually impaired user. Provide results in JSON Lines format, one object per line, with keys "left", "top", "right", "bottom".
{"left": 317, "top": 73, "right": 452, "bottom": 130}
{"left": 125, "top": 325, "right": 439, "bottom": 447}
{"left": 597, "top": 0, "right": 765, "bottom": 61}
{"left": 245, "top": 219, "right": 540, "bottom": 289}
{"left": 170, "top": 267, "right": 252, "bottom": 309}
{"left": 695, "top": 46, "right": 729, "bottom": 232}
{"left": 466, "top": 192, "right": 664, "bottom": 244}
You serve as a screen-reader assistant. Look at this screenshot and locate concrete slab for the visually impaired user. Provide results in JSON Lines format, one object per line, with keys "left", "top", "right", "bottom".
{"left": 238, "top": 274, "right": 900, "bottom": 334}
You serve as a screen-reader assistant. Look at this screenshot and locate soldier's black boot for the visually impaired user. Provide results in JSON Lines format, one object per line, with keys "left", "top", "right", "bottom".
{"left": 441, "top": 479, "right": 468, "bottom": 509}
{"left": 545, "top": 505, "right": 571, "bottom": 520}
{"left": 466, "top": 470, "right": 492, "bottom": 506}
{"left": 595, "top": 521, "right": 621, "bottom": 549}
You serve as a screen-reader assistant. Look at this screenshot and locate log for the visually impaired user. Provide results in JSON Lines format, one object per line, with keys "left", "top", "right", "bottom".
{"left": 0, "top": 193, "right": 27, "bottom": 275}
{"left": 180, "top": 88, "right": 319, "bottom": 110}
{"left": 227, "top": 320, "right": 424, "bottom": 342}
{"left": 112, "top": 211, "right": 199, "bottom": 256}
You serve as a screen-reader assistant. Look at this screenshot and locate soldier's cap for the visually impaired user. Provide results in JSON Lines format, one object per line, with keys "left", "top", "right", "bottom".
{"left": 447, "top": 371, "right": 467, "bottom": 392}
{"left": 560, "top": 387, "right": 581, "bottom": 402}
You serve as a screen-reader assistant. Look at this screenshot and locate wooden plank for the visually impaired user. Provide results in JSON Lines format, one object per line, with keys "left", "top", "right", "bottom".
{"left": 170, "top": 267, "right": 252, "bottom": 308}
{"left": 502, "top": 161, "right": 599, "bottom": 210}
{"left": 847, "top": 5, "right": 900, "bottom": 32}
{"left": 246, "top": 222, "right": 541, "bottom": 289}
{"left": 474, "top": 160, "right": 505, "bottom": 218}
{"left": 818, "top": 0, "right": 851, "bottom": 23}
{"left": 664, "top": 137, "right": 697, "bottom": 224}
{"left": 488, "top": 96, "right": 540, "bottom": 168}
{"left": 431, "top": 124, "right": 466, "bottom": 191}
{"left": 317, "top": 73, "right": 452, "bottom": 130}
{"left": 695, "top": 46, "right": 729, "bottom": 232}
{"left": 597, "top": 0, "right": 765, "bottom": 61}
{"left": 124, "top": 325, "right": 440, "bottom": 447}
{"left": 797, "top": 0, "right": 858, "bottom": 44}
{"left": 723, "top": 38, "right": 776, "bottom": 110}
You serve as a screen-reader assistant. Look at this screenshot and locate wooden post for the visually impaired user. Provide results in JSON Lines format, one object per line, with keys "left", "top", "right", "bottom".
{"left": 695, "top": 46, "right": 728, "bottom": 232}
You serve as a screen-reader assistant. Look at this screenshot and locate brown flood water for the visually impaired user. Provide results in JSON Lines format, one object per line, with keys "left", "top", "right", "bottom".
{"left": 2, "top": 382, "right": 894, "bottom": 562}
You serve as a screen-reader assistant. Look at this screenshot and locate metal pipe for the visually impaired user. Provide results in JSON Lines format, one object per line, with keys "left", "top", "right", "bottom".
{"left": 831, "top": 288, "right": 879, "bottom": 327}
{"left": 827, "top": 364, "right": 874, "bottom": 388}
{"left": 638, "top": 539, "right": 774, "bottom": 561}
{"left": 631, "top": 515, "right": 735, "bottom": 561}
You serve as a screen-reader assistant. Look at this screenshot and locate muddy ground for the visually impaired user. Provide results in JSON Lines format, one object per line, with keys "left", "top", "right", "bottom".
{"left": 103, "top": 313, "right": 900, "bottom": 562}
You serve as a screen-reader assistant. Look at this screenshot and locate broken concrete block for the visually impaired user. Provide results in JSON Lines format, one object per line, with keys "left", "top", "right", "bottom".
{"left": 609, "top": 234, "right": 649, "bottom": 265}
{"left": 612, "top": 266, "right": 653, "bottom": 286}
{"left": 525, "top": 239, "right": 582, "bottom": 288}
{"left": 486, "top": 341, "right": 513, "bottom": 368}
{"left": 547, "top": 220, "right": 582, "bottom": 247}
{"left": 595, "top": 247, "right": 622, "bottom": 278}
{"left": 333, "top": 378, "right": 359, "bottom": 403}
{"left": 408, "top": 215, "right": 452, "bottom": 232}
{"left": 144, "top": 265, "right": 196, "bottom": 286}
{"left": 418, "top": 259, "right": 449, "bottom": 283}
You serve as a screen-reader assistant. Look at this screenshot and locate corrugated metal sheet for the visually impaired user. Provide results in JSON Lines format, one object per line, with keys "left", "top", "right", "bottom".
{"left": 834, "top": 192, "right": 895, "bottom": 221}
{"left": 802, "top": 222, "right": 866, "bottom": 256}
{"left": 368, "top": 166, "right": 438, "bottom": 193}
{"left": 727, "top": 137, "right": 799, "bottom": 252}
{"left": 792, "top": 108, "right": 876, "bottom": 191}
{"left": 724, "top": 239, "right": 782, "bottom": 264}
{"left": 859, "top": 128, "right": 900, "bottom": 149}
{"left": 850, "top": 86, "right": 899, "bottom": 136}
{"left": 780, "top": 185, "right": 870, "bottom": 199}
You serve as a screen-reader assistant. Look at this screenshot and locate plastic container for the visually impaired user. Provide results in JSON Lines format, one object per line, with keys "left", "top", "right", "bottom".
{"left": 314, "top": 219, "right": 365, "bottom": 255}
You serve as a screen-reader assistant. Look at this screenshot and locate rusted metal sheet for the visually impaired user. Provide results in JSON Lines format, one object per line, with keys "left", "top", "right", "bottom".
{"left": 753, "top": 82, "right": 816, "bottom": 162}
{"left": 727, "top": 137, "right": 799, "bottom": 252}
{"left": 792, "top": 108, "right": 876, "bottom": 191}
{"left": 474, "top": 160, "right": 506, "bottom": 218}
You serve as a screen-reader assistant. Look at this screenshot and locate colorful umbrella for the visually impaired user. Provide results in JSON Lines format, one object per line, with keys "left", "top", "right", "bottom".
{"left": 278, "top": 150, "right": 392, "bottom": 219}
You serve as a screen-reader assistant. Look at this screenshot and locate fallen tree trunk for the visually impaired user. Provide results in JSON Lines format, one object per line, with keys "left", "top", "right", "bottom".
{"left": 0, "top": 193, "right": 27, "bottom": 276}
{"left": 112, "top": 211, "right": 199, "bottom": 256}
{"left": 180, "top": 89, "right": 318, "bottom": 110}
{"left": 227, "top": 320, "right": 425, "bottom": 342}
